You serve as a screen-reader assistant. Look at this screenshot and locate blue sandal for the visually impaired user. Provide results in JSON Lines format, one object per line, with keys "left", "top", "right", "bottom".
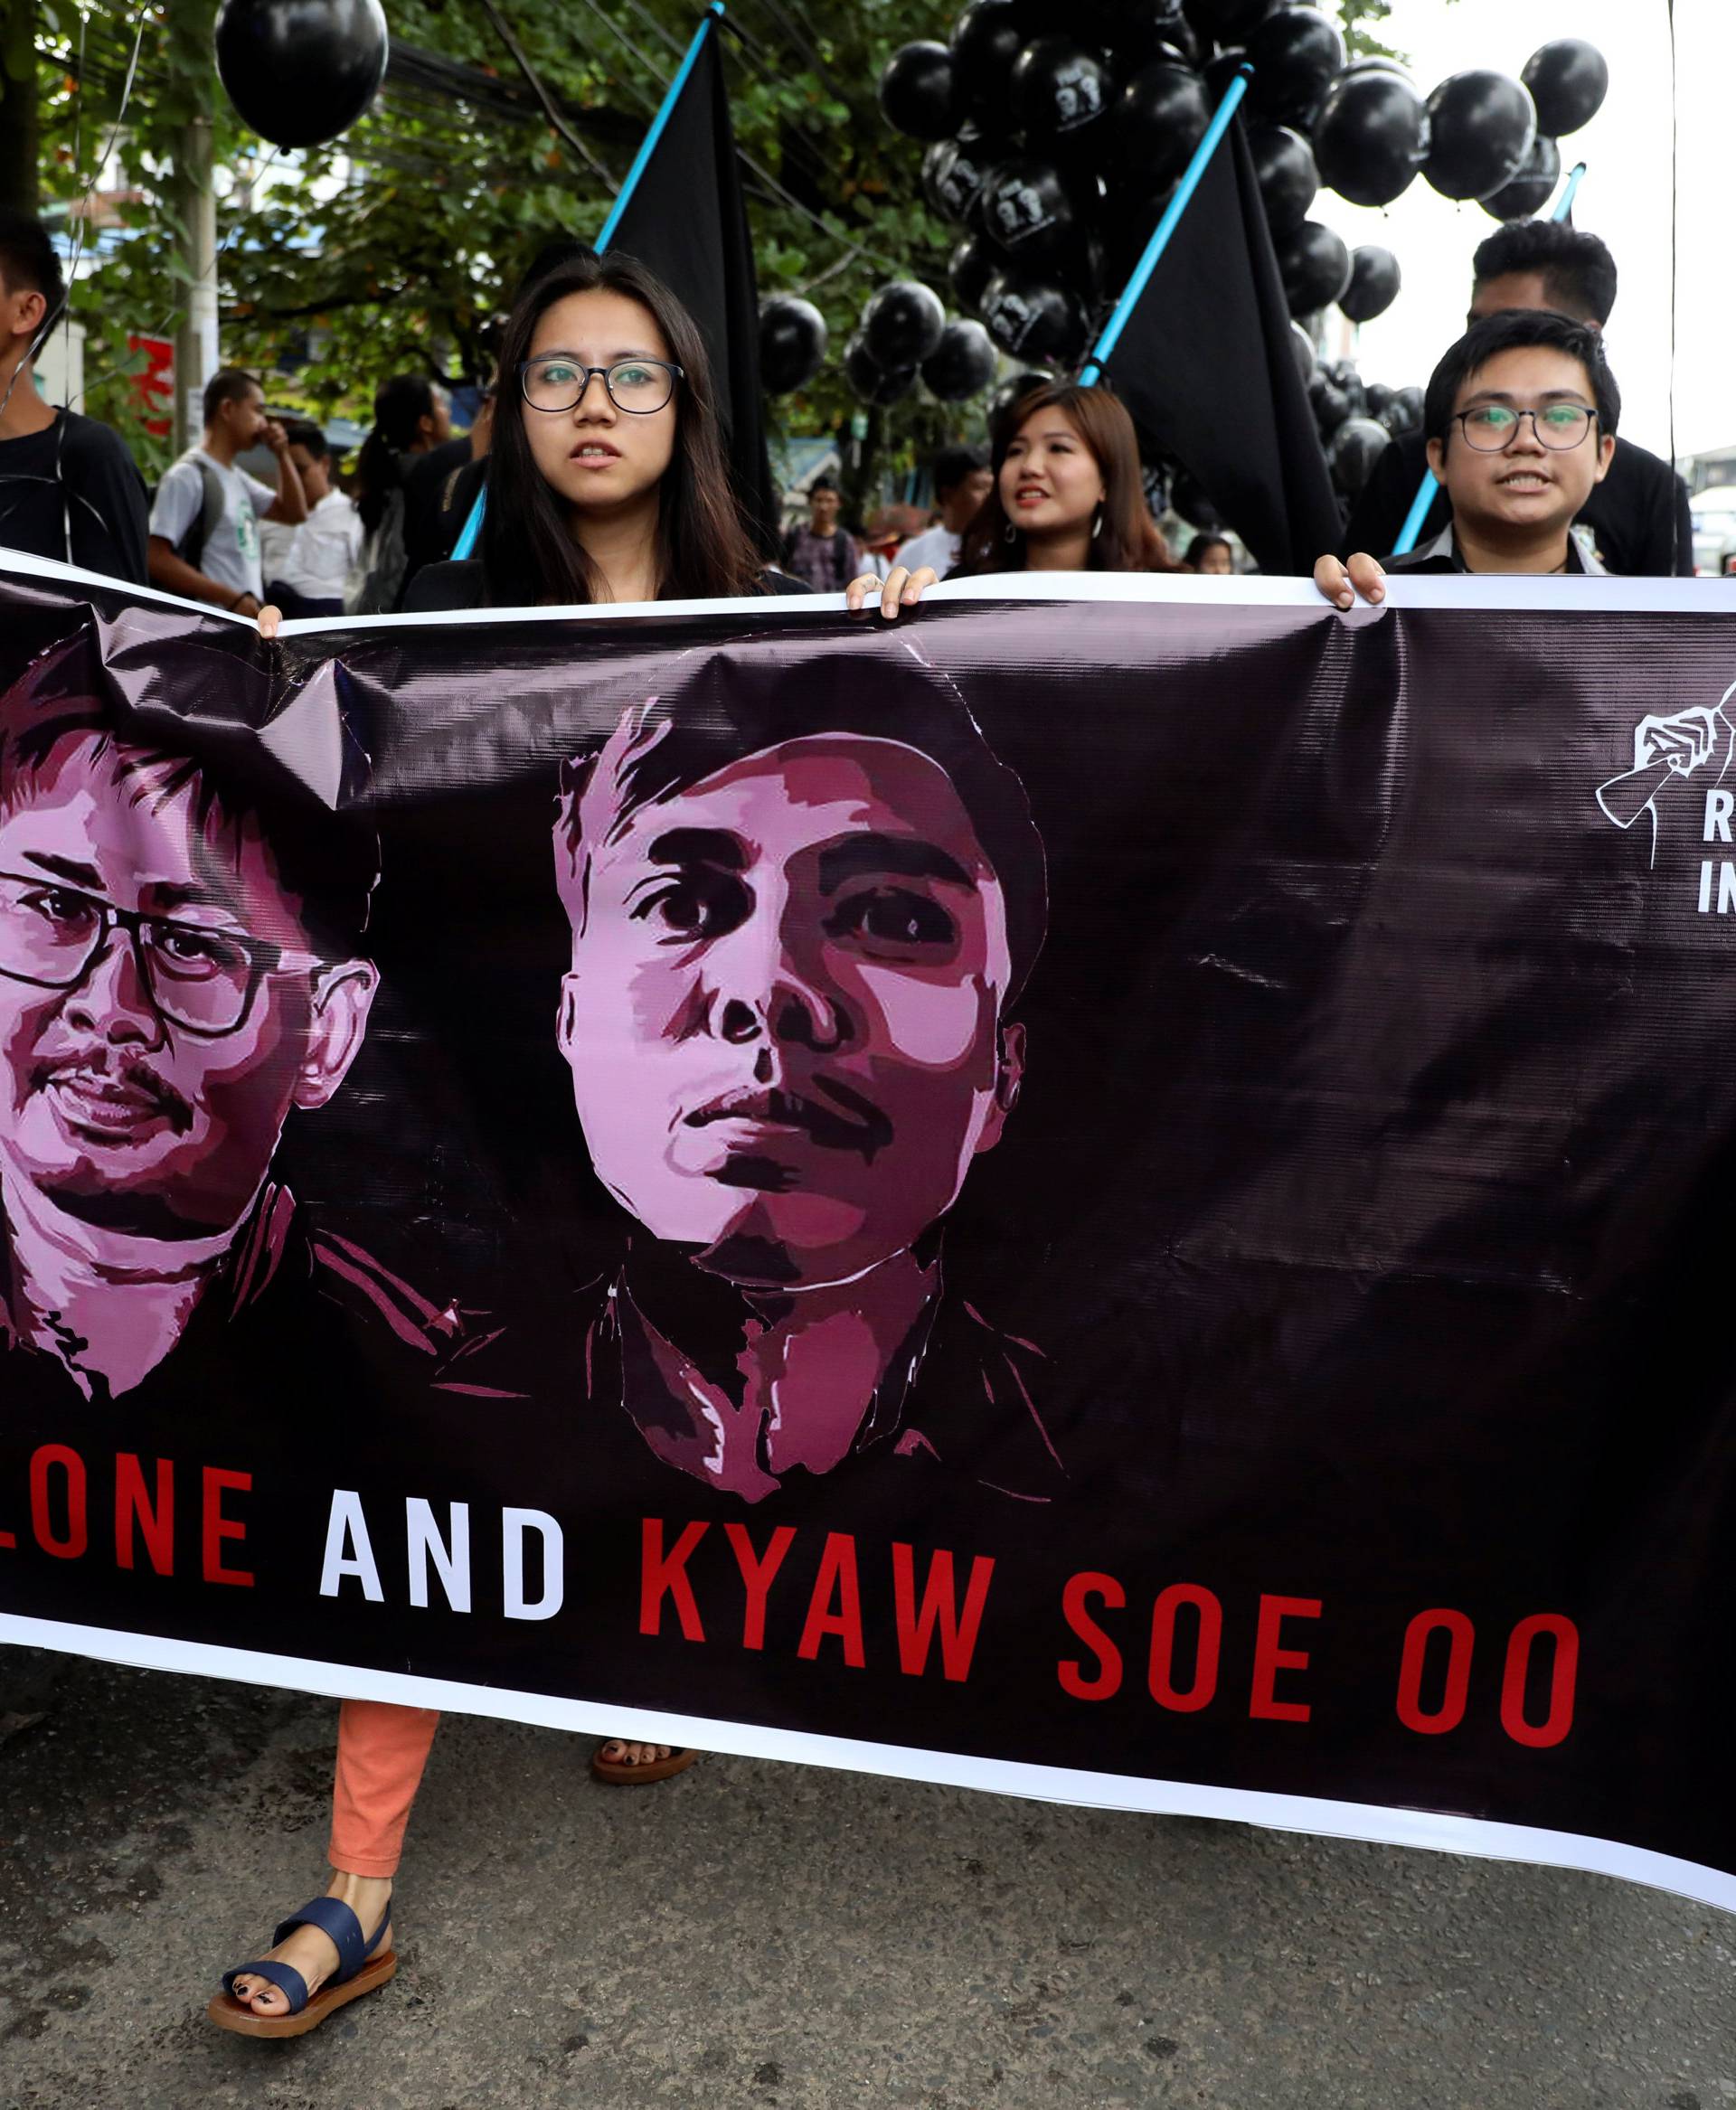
{"left": 207, "top": 1894, "right": 397, "bottom": 2038}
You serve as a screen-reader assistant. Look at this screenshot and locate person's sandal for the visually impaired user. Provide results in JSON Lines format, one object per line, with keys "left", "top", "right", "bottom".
{"left": 206, "top": 1894, "right": 397, "bottom": 2038}
{"left": 591, "top": 1742, "right": 699, "bottom": 1785}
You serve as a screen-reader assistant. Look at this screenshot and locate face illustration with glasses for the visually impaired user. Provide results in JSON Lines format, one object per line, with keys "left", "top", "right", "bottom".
{"left": 521, "top": 287, "right": 682, "bottom": 520}
{"left": 556, "top": 724, "right": 1030, "bottom": 1294}
{"left": 1425, "top": 344, "right": 1615, "bottom": 538}
{"left": 0, "top": 729, "right": 377, "bottom": 1241}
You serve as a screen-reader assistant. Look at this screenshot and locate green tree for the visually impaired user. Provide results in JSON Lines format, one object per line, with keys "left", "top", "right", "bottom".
{"left": 25, "top": 0, "right": 1425, "bottom": 487}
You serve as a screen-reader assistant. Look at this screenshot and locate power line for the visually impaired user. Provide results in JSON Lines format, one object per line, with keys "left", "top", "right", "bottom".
{"left": 476, "top": 0, "right": 622, "bottom": 184}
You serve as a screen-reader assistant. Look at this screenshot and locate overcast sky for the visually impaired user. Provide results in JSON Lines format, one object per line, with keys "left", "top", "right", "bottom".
{"left": 1310, "top": 0, "right": 1719, "bottom": 463}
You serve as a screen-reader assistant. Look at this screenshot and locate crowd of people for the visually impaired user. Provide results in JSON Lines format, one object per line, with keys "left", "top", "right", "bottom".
{"left": 0, "top": 189, "right": 1709, "bottom": 2039}
{"left": 2, "top": 203, "right": 1694, "bottom": 629}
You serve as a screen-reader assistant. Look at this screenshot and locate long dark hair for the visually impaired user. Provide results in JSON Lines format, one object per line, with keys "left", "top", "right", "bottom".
{"left": 481, "top": 250, "right": 761, "bottom": 605}
{"left": 955, "top": 380, "right": 1175, "bottom": 575}
{"left": 354, "top": 374, "right": 439, "bottom": 534}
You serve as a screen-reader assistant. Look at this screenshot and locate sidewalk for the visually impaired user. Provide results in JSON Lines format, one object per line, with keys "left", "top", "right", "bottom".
{"left": 0, "top": 1649, "right": 1729, "bottom": 2109}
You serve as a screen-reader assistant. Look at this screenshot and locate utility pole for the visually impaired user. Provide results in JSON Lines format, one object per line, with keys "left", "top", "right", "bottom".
{"left": 171, "top": 109, "right": 218, "bottom": 453}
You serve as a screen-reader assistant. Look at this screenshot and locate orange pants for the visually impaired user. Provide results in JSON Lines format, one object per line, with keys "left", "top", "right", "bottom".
{"left": 328, "top": 1700, "right": 440, "bottom": 1878}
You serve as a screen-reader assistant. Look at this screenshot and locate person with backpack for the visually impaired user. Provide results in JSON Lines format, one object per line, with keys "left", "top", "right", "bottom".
{"left": 344, "top": 374, "right": 453, "bottom": 613}
{"left": 778, "top": 476, "right": 863, "bottom": 591}
{"left": 146, "top": 369, "right": 307, "bottom": 617}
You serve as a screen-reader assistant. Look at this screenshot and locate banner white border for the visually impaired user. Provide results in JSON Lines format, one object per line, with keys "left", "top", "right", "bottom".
{"left": 5, "top": 542, "right": 1735, "bottom": 627}
{"left": 4, "top": 1609, "right": 1732, "bottom": 1917}
{"left": 5, "top": 543, "right": 1735, "bottom": 1919}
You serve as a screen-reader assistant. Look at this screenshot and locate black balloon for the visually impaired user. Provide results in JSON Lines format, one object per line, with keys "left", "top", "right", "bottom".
{"left": 1382, "top": 383, "right": 1423, "bottom": 436}
{"left": 1183, "top": 0, "right": 1273, "bottom": 40}
{"left": 1363, "top": 380, "right": 1393, "bottom": 419}
{"left": 1308, "top": 372, "right": 1351, "bottom": 437}
{"left": 989, "top": 370, "right": 1057, "bottom": 433}
{"left": 1114, "top": 60, "right": 1210, "bottom": 188}
{"left": 922, "top": 318, "right": 999, "bottom": 400}
{"left": 862, "top": 280, "right": 948, "bottom": 368}
{"left": 1339, "top": 243, "right": 1400, "bottom": 324}
{"left": 1275, "top": 218, "right": 1351, "bottom": 317}
{"left": 213, "top": 0, "right": 387, "bottom": 148}
{"left": 1312, "top": 67, "right": 1429, "bottom": 208}
{"left": 951, "top": 0, "right": 1035, "bottom": 115}
{"left": 1099, "top": 0, "right": 1196, "bottom": 72}
{"left": 844, "top": 331, "right": 919, "bottom": 407}
{"left": 1201, "top": 48, "right": 1249, "bottom": 106}
{"left": 979, "top": 268, "right": 1090, "bottom": 363}
{"left": 1423, "top": 70, "right": 1535, "bottom": 202}
{"left": 1247, "top": 5, "right": 1344, "bottom": 127}
{"left": 924, "top": 133, "right": 997, "bottom": 223}
{"left": 1329, "top": 414, "right": 1390, "bottom": 497}
{"left": 759, "top": 296, "right": 827, "bottom": 395}
{"left": 1340, "top": 53, "right": 1412, "bottom": 84}
{"left": 979, "top": 156, "right": 1079, "bottom": 261}
{"left": 1170, "top": 466, "right": 1222, "bottom": 529}
{"left": 948, "top": 233, "right": 1001, "bottom": 314}
{"left": 879, "top": 42, "right": 961, "bottom": 141}
{"left": 1521, "top": 39, "right": 1608, "bottom": 138}
{"left": 1479, "top": 130, "right": 1561, "bottom": 220}
{"left": 1289, "top": 317, "right": 1316, "bottom": 384}
{"left": 1328, "top": 361, "right": 1366, "bottom": 419}
{"left": 1248, "top": 123, "right": 1316, "bottom": 234}
{"left": 1012, "top": 34, "right": 1113, "bottom": 140}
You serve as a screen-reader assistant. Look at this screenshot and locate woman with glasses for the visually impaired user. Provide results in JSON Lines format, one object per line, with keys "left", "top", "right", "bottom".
{"left": 401, "top": 250, "right": 929, "bottom": 619}
{"left": 219, "top": 250, "right": 935, "bottom": 2039}
{"left": 950, "top": 377, "right": 1177, "bottom": 581}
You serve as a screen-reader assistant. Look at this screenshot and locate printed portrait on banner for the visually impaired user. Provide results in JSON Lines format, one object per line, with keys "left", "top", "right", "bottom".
{"left": 0, "top": 635, "right": 503, "bottom": 1413}
{"left": 548, "top": 640, "right": 1068, "bottom": 1508}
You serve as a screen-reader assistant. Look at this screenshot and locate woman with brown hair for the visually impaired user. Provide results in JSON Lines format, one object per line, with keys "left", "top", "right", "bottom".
{"left": 953, "top": 378, "right": 1175, "bottom": 578}
{"left": 222, "top": 250, "right": 935, "bottom": 2039}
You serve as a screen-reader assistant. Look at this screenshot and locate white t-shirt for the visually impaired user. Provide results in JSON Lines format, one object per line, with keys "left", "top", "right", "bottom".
{"left": 259, "top": 490, "right": 363, "bottom": 601}
{"left": 893, "top": 522, "right": 963, "bottom": 577}
{"left": 148, "top": 448, "right": 276, "bottom": 599}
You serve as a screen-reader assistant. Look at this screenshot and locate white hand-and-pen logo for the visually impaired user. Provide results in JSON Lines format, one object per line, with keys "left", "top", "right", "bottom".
{"left": 1597, "top": 679, "right": 1736, "bottom": 871}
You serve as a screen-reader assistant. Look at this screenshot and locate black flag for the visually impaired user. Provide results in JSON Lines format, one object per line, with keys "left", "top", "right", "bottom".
{"left": 1102, "top": 120, "right": 1340, "bottom": 576}
{"left": 603, "top": 21, "right": 778, "bottom": 550}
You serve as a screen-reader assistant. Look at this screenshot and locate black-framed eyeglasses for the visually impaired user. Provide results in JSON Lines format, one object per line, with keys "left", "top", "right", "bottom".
{"left": 0, "top": 871, "right": 323, "bottom": 1039}
{"left": 1451, "top": 403, "right": 1598, "bottom": 452}
{"left": 518, "top": 356, "right": 684, "bottom": 416}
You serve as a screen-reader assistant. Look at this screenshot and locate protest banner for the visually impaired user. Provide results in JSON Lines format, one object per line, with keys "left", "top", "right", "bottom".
{"left": 0, "top": 553, "right": 1732, "bottom": 1914}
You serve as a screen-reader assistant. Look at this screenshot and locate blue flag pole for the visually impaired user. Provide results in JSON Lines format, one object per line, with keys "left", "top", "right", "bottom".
{"left": 452, "top": 2, "right": 726, "bottom": 561}
{"left": 1080, "top": 65, "right": 1252, "bottom": 388}
{"left": 597, "top": 3, "right": 725, "bottom": 251}
{"left": 1391, "top": 157, "right": 1591, "bottom": 555}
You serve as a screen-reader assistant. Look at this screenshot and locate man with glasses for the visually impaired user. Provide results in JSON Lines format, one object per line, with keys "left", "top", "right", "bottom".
{"left": 1343, "top": 221, "right": 1689, "bottom": 578}
{"left": 0, "top": 636, "right": 472, "bottom": 1403}
{"left": 1316, "top": 312, "right": 1618, "bottom": 607}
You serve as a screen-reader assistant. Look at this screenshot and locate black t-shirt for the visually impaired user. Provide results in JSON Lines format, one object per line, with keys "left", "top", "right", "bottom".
{"left": 403, "top": 558, "right": 813, "bottom": 612}
{"left": 0, "top": 409, "right": 150, "bottom": 585}
{"left": 1343, "top": 427, "right": 1693, "bottom": 578}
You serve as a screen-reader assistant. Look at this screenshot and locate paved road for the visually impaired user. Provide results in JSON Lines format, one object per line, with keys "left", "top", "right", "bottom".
{"left": 0, "top": 1648, "right": 1731, "bottom": 2109}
